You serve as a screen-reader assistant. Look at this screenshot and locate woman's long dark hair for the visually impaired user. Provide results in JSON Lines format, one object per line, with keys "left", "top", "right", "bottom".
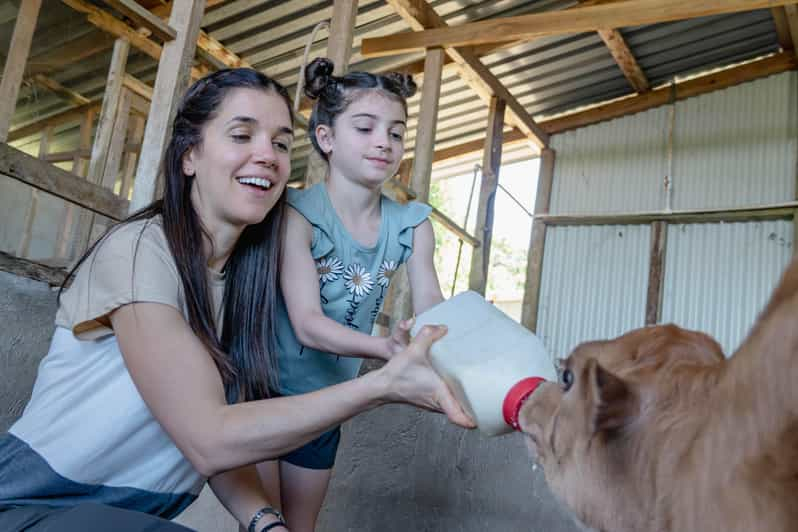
{"left": 60, "top": 68, "right": 293, "bottom": 403}
{"left": 303, "top": 57, "right": 417, "bottom": 160}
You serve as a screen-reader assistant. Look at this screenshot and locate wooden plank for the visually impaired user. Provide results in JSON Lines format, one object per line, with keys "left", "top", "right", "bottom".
{"left": 31, "top": 74, "right": 91, "bottom": 106}
{"left": 361, "top": 0, "right": 798, "bottom": 56}
{"left": 103, "top": 87, "right": 132, "bottom": 190}
{"left": 521, "top": 148, "right": 555, "bottom": 332}
{"left": 60, "top": 0, "right": 206, "bottom": 80}
{"left": 123, "top": 74, "right": 154, "bottom": 100}
{"left": 597, "top": 29, "right": 649, "bottom": 92}
{"left": 305, "top": 0, "right": 359, "bottom": 187}
{"left": 468, "top": 96, "right": 505, "bottom": 295}
{"left": 121, "top": 115, "right": 145, "bottom": 200}
{"left": 645, "top": 221, "right": 667, "bottom": 325}
{"left": 542, "top": 52, "right": 798, "bottom": 134}
{"left": 382, "top": 0, "right": 549, "bottom": 149}
{"left": 410, "top": 47, "right": 445, "bottom": 202}
{"left": 18, "top": 125, "right": 53, "bottom": 257}
{"left": 785, "top": 4, "right": 798, "bottom": 53}
{"left": 27, "top": 30, "right": 115, "bottom": 76}
{"left": 0, "top": 250, "right": 68, "bottom": 286}
{"left": 130, "top": 0, "right": 205, "bottom": 212}
{"left": 100, "top": 0, "right": 176, "bottom": 42}
{"left": 0, "top": 143, "right": 129, "bottom": 220}
{"left": 538, "top": 202, "right": 798, "bottom": 226}
{"left": 430, "top": 207, "right": 480, "bottom": 248}
{"left": 7, "top": 102, "right": 99, "bottom": 142}
{"left": 0, "top": 0, "right": 43, "bottom": 141}
{"left": 772, "top": 7, "right": 794, "bottom": 51}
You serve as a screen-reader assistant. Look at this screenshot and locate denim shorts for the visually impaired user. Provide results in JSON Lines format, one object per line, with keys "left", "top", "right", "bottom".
{"left": 280, "top": 426, "right": 341, "bottom": 470}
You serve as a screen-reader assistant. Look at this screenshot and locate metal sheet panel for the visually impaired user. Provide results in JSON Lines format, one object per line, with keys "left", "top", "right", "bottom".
{"left": 536, "top": 224, "right": 650, "bottom": 362}
{"left": 661, "top": 220, "right": 794, "bottom": 356}
{"left": 672, "top": 71, "right": 798, "bottom": 210}
{"left": 549, "top": 107, "right": 669, "bottom": 214}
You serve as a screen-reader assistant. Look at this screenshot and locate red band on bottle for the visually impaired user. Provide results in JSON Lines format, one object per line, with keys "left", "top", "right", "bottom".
{"left": 502, "top": 377, "right": 546, "bottom": 431}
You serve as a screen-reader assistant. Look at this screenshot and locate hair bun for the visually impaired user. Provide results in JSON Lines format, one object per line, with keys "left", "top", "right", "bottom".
{"left": 383, "top": 72, "right": 417, "bottom": 99}
{"left": 304, "top": 57, "right": 336, "bottom": 100}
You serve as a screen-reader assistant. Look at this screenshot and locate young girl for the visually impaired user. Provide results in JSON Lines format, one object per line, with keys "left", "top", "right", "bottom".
{"left": 264, "top": 58, "right": 447, "bottom": 532}
{"left": 0, "top": 68, "right": 470, "bottom": 532}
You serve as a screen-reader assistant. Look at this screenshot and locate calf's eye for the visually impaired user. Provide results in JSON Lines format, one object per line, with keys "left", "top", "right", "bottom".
{"left": 561, "top": 368, "right": 574, "bottom": 392}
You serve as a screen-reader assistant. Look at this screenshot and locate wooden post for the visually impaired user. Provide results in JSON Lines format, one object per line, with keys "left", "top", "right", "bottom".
{"left": 130, "top": 0, "right": 206, "bottom": 212}
{"left": 304, "top": 0, "right": 359, "bottom": 187}
{"left": 0, "top": 0, "right": 43, "bottom": 141}
{"left": 521, "top": 148, "right": 555, "bottom": 332}
{"left": 17, "top": 125, "right": 53, "bottom": 257}
{"left": 56, "top": 109, "right": 96, "bottom": 260}
{"left": 468, "top": 96, "right": 506, "bottom": 295}
{"left": 74, "top": 38, "right": 130, "bottom": 253}
{"left": 645, "top": 221, "right": 667, "bottom": 325}
{"left": 103, "top": 87, "right": 133, "bottom": 192}
{"left": 121, "top": 115, "right": 146, "bottom": 201}
{"left": 380, "top": 46, "right": 445, "bottom": 329}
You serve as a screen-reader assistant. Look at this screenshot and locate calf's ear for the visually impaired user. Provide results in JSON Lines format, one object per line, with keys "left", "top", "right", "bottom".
{"left": 586, "top": 359, "right": 637, "bottom": 434}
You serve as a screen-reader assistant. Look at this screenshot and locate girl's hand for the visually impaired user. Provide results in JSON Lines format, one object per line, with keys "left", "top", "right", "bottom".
{"left": 383, "top": 317, "right": 414, "bottom": 359}
{"left": 379, "top": 324, "right": 476, "bottom": 429}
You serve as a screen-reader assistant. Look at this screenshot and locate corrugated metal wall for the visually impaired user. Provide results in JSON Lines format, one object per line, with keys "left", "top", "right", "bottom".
{"left": 537, "top": 224, "right": 650, "bottom": 361}
{"left": 661, "top": 220, "right": 794, "bottom": 355}
{"left": 537, "top": 71, "right": 797, "bottom": 361}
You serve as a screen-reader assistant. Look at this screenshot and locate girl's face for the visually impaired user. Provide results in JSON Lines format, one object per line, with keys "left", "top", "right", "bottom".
{"left": 183, "top": 87, "right": 293, "bottom": 229}
{"left": 317, "top": 90, "right": 406, "bottom": 188}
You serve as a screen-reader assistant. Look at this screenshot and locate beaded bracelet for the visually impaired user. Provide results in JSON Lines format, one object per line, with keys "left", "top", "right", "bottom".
{"left": 248, "top": 506, "right": 285, "bottom": 532}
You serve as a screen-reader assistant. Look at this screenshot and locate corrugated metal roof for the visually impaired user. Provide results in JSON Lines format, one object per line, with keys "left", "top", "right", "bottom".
{"left": 1, "top": 1, "right": 786, "bottom": 184}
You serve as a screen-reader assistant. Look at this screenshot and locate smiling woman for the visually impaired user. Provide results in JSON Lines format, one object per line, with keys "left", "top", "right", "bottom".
{"left": 0, "top": 68, "right": 472, "bottom": 532}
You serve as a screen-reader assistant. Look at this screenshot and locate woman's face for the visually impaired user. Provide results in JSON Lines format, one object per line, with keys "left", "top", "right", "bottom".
{"left": 183, "top": 87, "right": 293, "bottom": 229}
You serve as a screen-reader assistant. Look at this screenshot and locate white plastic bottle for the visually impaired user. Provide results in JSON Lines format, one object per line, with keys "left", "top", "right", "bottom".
{"left": 411, "top": 291, "right": 557, "bottom": 436}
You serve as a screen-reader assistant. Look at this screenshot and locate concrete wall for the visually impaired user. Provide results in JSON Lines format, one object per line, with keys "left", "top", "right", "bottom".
{"left": 0, "top": 269, "right": 580, "bottom": 531}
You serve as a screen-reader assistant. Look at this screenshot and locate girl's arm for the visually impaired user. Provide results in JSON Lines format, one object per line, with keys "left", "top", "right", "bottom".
{"left": 208, "top": 466, "right": 286, "bottom": 530}
{"left": 110, "top": 303, "right": 471, "bottom": 478}
{"left": 406, "top": 219, "right": 444, "bottom": 315}
{"left": 280, "top": 207, "right": 395, "bottom": 360}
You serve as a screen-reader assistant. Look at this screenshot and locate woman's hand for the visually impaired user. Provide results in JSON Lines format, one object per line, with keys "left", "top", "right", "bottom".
{"left": 378, "top": 324, "right": 475, "bottom": 428}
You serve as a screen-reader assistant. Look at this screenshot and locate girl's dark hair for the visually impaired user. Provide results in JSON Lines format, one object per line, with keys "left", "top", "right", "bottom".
{"left": 60, "top": 68, "right": 293, "bottom": 404}
{"left": 304, "top": 57, "right": 416, "bottom": 160}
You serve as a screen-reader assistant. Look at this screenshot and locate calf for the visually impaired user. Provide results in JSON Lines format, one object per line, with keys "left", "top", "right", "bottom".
{"left": 519, "top": 257, "right": 798, "bottom": 532}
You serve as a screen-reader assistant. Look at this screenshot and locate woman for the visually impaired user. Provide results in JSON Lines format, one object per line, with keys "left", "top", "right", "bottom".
{"left": 0, "top": 68, "right": 471, "bottom": 532}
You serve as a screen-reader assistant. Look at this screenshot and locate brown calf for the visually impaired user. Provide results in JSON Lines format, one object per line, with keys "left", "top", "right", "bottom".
{"left": 520, "top": 257, "right": 798, "bottom": 532}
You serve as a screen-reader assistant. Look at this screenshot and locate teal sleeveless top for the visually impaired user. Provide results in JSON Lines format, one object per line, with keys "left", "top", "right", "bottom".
{"left": 275, "top": 183, "right": 432, "bottom": 395}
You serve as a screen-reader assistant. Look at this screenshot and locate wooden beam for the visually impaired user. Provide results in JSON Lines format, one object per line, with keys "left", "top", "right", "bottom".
{"left": 468, "top": 96, "right": 505, "bottom": 295}
{"left": 541, "top": 52, "right": 798, "bottom": 134}
{"left": 521, "top": 148, "right": 555, "bottom": 332}
{"left": 8, "top": 102, "right": 99, "bottom": 142}
{"left": 305, "top": 0, "right": 359, "bottom": 187}
{"left": 130, "top": 0, "right": 205, "bottom": 212}
{"left": 597, "top": 29, "right": 649, "bottom": 92}
{"left": 383, "top": 0, "right": 549, "bottom": 149}
{"left": 123, "top": 74, "right": 154, "bottom": 100}
{"left": 538, "top": 202, "right": 798, "bottom": 226}
{"left": 772, "top": 7, "right": 795, "bottom": 51}
{"left": 784, "top": 4, "right": 798, "bottom": 52}
{"left": 645, "top": 221, "right": 667, "bottom": 325}
{"left": 0, "top": 251, "right": 68, "bottom": 286}
{"left": 410, "top": 47, "right": 445, "bottom": 202}
{"left": 100, "top": 0, "right": 176, "bottom": 42}
{"left": 31, "top": 74, "right": 91, "bottom": 106}
{"left": 430, "top": 129, "right": 527, "bottom": 164}
{"left": 361, "top": 0, "right": 798, "bottom": 56}
{"left": 27, "top": 30, "right": 115, "bottom": 76}
{"left": 121, "top": 115, "right": 145, "bottom": 200}
{"left": 60, "top": 0, "right": 207, "bottom": 80}
{"left": 0, "top": 0, "right": 43, "bottom": 141}
{"left": 17, "top": 125, "right": 53, "bottom": 257}
{"left": 0, "top": 143, "right": 129, "bottom": 220}
{"left": 430, "top": 206, "right": 480, "bottom": 248}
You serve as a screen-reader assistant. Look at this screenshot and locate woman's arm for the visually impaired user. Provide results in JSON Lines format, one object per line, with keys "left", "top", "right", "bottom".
{"left": 406, "top": 219, "right": 444, "bottom": 315}
{"left": 209, "top": 466, "right": 286, "bottom": 530}
{"left": 280, "top": 207, "right": 394, "bottom": 360}
{"left": 110, "top": 304, "right": 471, "bottom": 478}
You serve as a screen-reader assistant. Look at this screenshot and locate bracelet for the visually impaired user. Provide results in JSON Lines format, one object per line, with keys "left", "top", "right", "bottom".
{"left": 248, "top": 506, "right": 285, "bottom": 532}
{"left": 260, "top": 521, "right": 287, "bottom": 532}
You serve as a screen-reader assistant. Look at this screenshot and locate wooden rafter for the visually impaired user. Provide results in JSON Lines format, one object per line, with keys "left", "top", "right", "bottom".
{"left": 100, "top": 0, "right": 176, "bottom": 42}
{"left": 31, "top": 74, "right": 91, "bottom": 106}
{"left": 772, "top": 7, "right": 795, "bottom": 51}
{"left": 783, "top": 4, "right": 798, "bottom": 52}
{"left": 596, "top": 29, "right": 649, "bottom": 93}
{"left": 383, "top": 0, "right": 548, "bottom": 148}
{"left": 361, "top": 0, "right": 798, "bottom": 56}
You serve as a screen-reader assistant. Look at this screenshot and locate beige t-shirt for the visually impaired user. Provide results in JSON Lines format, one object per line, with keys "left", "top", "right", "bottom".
{"left": 55, "top": 216, "right": 225, "bottom": 340}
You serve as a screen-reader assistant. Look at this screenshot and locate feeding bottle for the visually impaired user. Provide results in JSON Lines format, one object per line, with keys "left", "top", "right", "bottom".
{"left": 411, "top": 291, "right": 557, "bottom": 436}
